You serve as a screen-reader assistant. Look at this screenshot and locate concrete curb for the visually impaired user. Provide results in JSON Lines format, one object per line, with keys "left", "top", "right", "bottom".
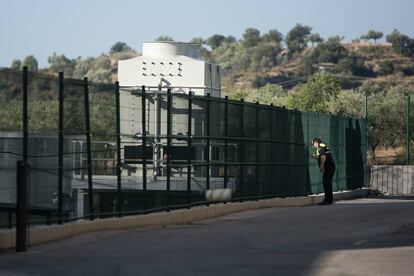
{"left": 0, "top": 188, "right": 368, "bottom": 251}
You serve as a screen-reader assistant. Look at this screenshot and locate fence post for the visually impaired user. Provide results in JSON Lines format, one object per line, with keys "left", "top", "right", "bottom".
{"left": 166, "top": 88, "right": 172, "bottom": 194}
{"left": 22, "top": 67, "right": 28, "bottom": 162}
{"left": 16, "top": 161, "right": 28, "bottom": 252}
{"left": 224, "top": 96, "right": 229, "bottom": 189}
{"left": 206, "top": 93, "right": 211, "bottom": 191}
{"left": 141, "top": 86, "right": 147, "bottom": 191}
{"left": 255, "top": 102, "right": 260, "bottom": 199}
{"left": 115, "top": 81, "right": 122, "bottom": 216}
{"left": 58, "top": 72, "right": 64, "bottom": 224}
{"left": 240, "top": 99, "right": 245, "bottom": 197}
{"left": 407, "top": 95, "right": 411, "bottom": 165}
{"left": 187, "top": 92, "right": 193, "bottom": 194}
{"left": 83, "top": 77, "right": 94, "bottom": 219}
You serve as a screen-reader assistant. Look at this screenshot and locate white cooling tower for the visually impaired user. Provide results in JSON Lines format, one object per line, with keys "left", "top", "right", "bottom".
{"left": 118, "top": 42, "right": 220, "bottom": 96}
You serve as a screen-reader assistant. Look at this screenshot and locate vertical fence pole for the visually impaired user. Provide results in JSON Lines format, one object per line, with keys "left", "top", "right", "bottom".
{"left": 187, "top": 92, "right": 193, "bottom": 194}
{"left": 17, "top": 66, "right": 29, "bottom": 252}
{"left": 365, "top": 94, "right": 369, "bottom": 188}
{"left": 206, "top": 93, "right": 211, "bottom": 191}
{"left": 255, "top": 102, "right": 260, "bottom": 199}
{"left": 58, "top": 72, "right": 64, "bottom": 224}
{"left": 240, "top": 99, "right": 245, "bottom": 197}
{"left": 166, "top": 88, "right": 172, "bottom": 195}
{"left": 224, "top": 96, "right": 229, "bottom": 189}
{"left": 16, "top": 161, "right": 28, "bottom": 252}
{"left": 407, "top": 95, "right": 411, "bottom": 165}
{"left": 270, "top": 104, "right": 275, "bottom": 195}
{"left": 115, "top": 81, "right": 122, "bottom": 216}
{"left": 306, "top": 111, "right": 310, "bottom": 195}
{"left": 83, "top": 78, "right": 94, "bottom": 219}
{"left": 141, "top": 86, "right": 147, "bottom": 191}
{"left": 22, "top": 67, "right": 28, "bottom": 162}
{"left": 336, "top": 113, "right": 340, "bottom": 191}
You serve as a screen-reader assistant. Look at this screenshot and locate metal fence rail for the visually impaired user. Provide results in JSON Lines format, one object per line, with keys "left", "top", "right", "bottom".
{"left": 0, "top": 68, "right": 367, "bottom": 228}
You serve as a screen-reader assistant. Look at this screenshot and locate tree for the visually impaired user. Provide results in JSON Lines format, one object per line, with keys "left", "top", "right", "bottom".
{"left": 224, "top": 36, "right": 236, "bottom": 44}
{"left": 307, "top": 33, "right": 323, "bottom": 47}
{"left": 250, "top": 41, "right": 281, "bottom": 71}
{"left": 10, "top": 59, "right": 21, "bottom": 70}
{"left": 206, "top": 34, "right": 226, "bottom": 49}
{"left": 327, "top": 89, "right": 365, "bottom": 117}
{"left": 386, "top": 30, "right": 414, "bottom": 57}
{"left": 262, "top": 29, "right": 283, "bottom": 44}
{"left": 154, "top": 35, "right": 174, "bottom": 42}
{"left": 286, "top": 73, "right": 340, "bottom": 112}
{"left": 361, "top": 30, "right": 383, "bottom": 43}
{"left": 300, "top": 36, "right": 348, "bottom": 76}
{"left": 189, "top": 37, "right": 204, "bottom": 45}
{"left": 22, "top": 55, "right": 39, "bottom": 72}
{"left": 211, "top": 41, "right": 237, "bottom": 73}
{"left": 245, "top": 84, "right": 286, "bottom": 106}
{"left": 47, "top": 53, "right": 76, "bottom": 76}
{"left": 286, "top": 23, "right": 312, "bottom": 58}
{"left": 367, "top": 87, "right": 407, "bottom": 159}
{"left": 241, "top": 28, "right": 261, "bottom": 48}
{"left": 110, "top": 42, "right": 131, "bottom": 53}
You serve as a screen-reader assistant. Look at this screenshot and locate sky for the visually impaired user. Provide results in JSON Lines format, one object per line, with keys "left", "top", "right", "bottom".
{"left": 1, "top": 0, "right": 413, "bottom": 68}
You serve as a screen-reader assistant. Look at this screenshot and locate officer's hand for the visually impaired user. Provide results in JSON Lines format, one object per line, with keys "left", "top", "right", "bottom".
{"left": 311, "top": 154, "right": 316, "bottom": 159}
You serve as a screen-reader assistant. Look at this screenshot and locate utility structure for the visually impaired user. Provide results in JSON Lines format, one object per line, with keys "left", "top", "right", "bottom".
{"left": 118, "top": 42, "right": 221, "bottom": 181}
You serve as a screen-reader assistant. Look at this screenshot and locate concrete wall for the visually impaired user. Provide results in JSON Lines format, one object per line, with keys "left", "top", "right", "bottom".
{"left": 0, "top": 189, "right": 368, "bottom": 251}
{"left": 370, "top": 165, "right": 414, "bottom": 195}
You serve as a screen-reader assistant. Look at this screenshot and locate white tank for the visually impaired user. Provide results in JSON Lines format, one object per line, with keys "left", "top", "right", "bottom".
{"left": 118, "top": 42, "right": 220, "bottom": 97}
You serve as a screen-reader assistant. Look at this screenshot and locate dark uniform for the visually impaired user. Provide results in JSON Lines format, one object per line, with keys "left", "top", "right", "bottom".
{"left": 315, "top": 143, "right": 336, "bottom": 203}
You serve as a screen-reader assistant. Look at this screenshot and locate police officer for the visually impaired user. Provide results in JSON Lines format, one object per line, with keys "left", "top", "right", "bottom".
{"left": 311, "top": 138, "right": 336, "bottom": 205}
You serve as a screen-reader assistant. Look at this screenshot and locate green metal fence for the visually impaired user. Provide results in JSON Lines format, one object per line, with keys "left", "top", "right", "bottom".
{"left": 0, "top": 68, "right": 367, "bottom": 228}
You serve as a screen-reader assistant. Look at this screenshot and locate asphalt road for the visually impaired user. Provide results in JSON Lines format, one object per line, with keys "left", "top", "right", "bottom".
{"left": 1, "top": 196, "right": 414, "bottom": 276}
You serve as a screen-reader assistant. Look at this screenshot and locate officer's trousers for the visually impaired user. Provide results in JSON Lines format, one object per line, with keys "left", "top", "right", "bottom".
{"left": 322, "top": 164, "right": 336, "bottom": 203}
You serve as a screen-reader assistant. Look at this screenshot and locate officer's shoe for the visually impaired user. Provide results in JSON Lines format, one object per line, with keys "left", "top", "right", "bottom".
{"left": 318, "top": 201, "right": 333, "bottom": 205}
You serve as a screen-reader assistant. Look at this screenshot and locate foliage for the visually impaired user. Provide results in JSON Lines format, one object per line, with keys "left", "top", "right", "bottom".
{"left": 327, "top": 89, "right": 365, "bottom": 117}
{"left": 307, "top": 33, "right": 323, "bottom": 47}
{"left": 245, "top": 84, "right": 287, "bottom": 106}
{"left": 361, "top": 30, "right": 383, "bottom": 43}
{"left": 386, "top": 29, "right": 414, "bottom": 57}
{"left": 241, "top": 28, "right": 261, "bottom": 48}
{"left": 286, "top": 73, "right": 340, "bottom": 112}
{"left": 377, "top": 60, "right": 394, "bottom": 75}
{"left": 154, "top": 35, "right": 174, "bottom": 42}
{"left": 47, "top": 53, "right": 76, "bottom": 76}
{"left": 10, "top": 59, "right": 21, "bottom": 70}
{"left": 262, "top": 29, "right": 283, "bottom": 44}
{"left": 285, "top": 23, "right": 312, "bottom": 58}
{"left": 110, "top": 42, "right": 131, "bottom": 53}
{"left": 22, "top": 55, "right": 39, "bottom": 72}
{"left": 250, "top": 41, "right": 281, "bottom": 71}
{"left": 206, "top": 34, "right": 226, "bottom": 49}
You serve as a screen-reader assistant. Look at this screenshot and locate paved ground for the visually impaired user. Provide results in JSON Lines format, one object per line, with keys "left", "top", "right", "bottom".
{"left": 1, "top": 196, "right": 414, "bottom": 276}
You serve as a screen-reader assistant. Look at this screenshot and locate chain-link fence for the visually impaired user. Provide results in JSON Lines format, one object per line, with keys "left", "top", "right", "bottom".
{"left": 368, "top": 92, "right": 414, "bottom": 195}
{"left": 0, "top": 68, "right": 368, "bottom": 228}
